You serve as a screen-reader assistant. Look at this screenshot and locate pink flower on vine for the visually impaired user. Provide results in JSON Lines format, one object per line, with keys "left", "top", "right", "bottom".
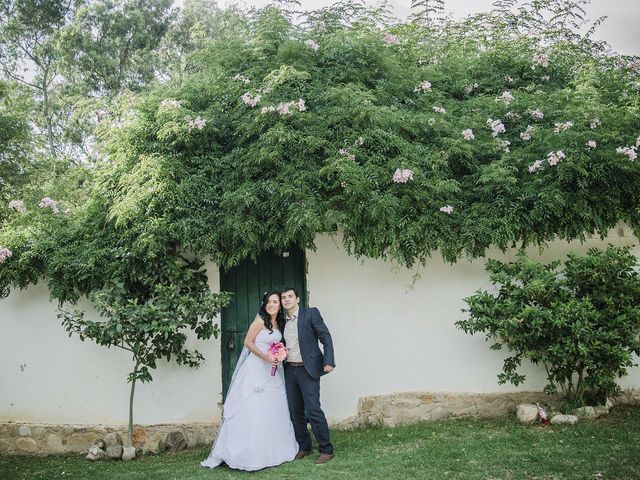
{"left": 242, "top": 91, "right": 262, "bottom": 107}
{"left": 547, "top": 150, "right": 565, "bottom": 166}
{"left": 520, "top": 125, "right": 534, "bottom": 141}
{"left": 496, "top": 91, "right": 514, "bottom": 104}
{"left": 532, "top": 52, "right": 550, "bottom": 68}
{"left": 304, "top": 39, "right": 320, "bottom": 51}
{"left": 161, "top": 98, "right": 181, "bottom": 109}
{"left": 393, "top": 169, "right": 413, "bottom": 183}
{"left": 529, "top": 109, "right": 544, "bottom": 120}
{"left": 487, "top": 118, "right": 506, "bottom": 137}
{"left": 616, "top": 146, "right": 637, "bottom": 161}
{"left": 414, "top": 81, "right": 432, "bottom": 92}
{"left": 338, "top": 148, "right": 355, "bottom": 161}
{"left": 528, "top": 159, "right": 544, "bottom": 173}
{"left": 187, "top": 116, "right": 206, "bottom": 130}
{"left": 0, "top": 247, "right": 12, "bottom": 263}
{"left": 439, "top": 205, "right": 454, "bottom": 214}
{"left": 277, "top": 103, "right": 291, "bottom": 115}
{"left": 553, "top": 121, "right": 574, "bottom": 134}
{"left": 462, "top": 129, "right": 475, "bottom": 141}
{"left": 232, "top": 74, "right": 250, "bottom": 84}
{"left": 383, "top": 33, "right": 398, "bottom": 45}
{"left": 39, "top": 197, "right": 59, "bottom": 213}
{"left": 8, "top": 200, "right": 26, "bottom": 213}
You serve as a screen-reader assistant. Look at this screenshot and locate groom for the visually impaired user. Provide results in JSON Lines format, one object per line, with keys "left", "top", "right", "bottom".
{"left": 281, "top": 287, "right": 335, "bottom": 465}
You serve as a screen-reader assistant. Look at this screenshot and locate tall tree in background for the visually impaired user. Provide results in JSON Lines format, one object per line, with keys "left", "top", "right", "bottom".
{"left": 0, "top": 0, "right": 80, "bottom": 159}
{"left": 159, "top": 0, "right": 249, "bottom": 84}
{"left": 0, "top": 0, "right": 174, "bottom": 166}
{"left": 58, "top": 0, "right": 173, "bottom": 95}
{"left": 0, "top": 79, "right": 39, "bottom": 225}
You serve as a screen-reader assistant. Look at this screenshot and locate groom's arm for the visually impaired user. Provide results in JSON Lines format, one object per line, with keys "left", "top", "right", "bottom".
{"left": 310, "top": 307, "right": 335, "bottom": 369}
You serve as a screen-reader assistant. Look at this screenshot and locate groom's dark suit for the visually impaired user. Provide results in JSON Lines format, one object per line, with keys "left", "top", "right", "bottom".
{"left": 283, "top": 307, "right": 334, "bottom": 455}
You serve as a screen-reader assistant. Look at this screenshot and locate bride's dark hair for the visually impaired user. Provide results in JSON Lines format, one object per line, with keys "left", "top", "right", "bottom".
{"left": 258, "top": 291, "right": 285, "bottom": 333}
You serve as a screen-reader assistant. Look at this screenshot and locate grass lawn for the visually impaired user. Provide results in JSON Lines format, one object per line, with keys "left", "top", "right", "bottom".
{"left": 1, "top": 406, "right": 639, "bottom": 480}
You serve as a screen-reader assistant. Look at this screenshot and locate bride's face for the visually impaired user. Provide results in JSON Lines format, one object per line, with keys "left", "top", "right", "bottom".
{"left": 265, "top": 294, "right": 281, "bottom": 316}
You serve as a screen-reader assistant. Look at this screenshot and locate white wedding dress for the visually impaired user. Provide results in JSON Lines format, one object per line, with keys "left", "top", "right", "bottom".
{"left": 201, "top": 328, "right": 298, "bottom": 471}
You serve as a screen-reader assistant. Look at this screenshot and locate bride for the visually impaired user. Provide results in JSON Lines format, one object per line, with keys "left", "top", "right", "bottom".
{"left": 201, "top": 291, "right": 299, "bottom": 471}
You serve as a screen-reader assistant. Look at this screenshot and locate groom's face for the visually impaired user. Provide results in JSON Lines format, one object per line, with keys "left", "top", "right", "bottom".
{"left": 281, "top": 290, "right": 299, "bottom": 312}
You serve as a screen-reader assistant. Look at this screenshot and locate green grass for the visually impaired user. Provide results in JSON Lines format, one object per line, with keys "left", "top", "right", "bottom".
{"left": 2, "top": 407, "right": 639, "bottom": 480}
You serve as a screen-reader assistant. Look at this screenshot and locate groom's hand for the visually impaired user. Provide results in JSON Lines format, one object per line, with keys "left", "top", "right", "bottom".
{"left": 323, "top": 365, "right": 334, "bottom": 373}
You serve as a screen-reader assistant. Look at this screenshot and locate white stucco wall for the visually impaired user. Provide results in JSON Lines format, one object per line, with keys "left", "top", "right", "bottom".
{"left": 1, "top": 229, "right": 639, "bottom": 425}
{"left": 309, "top": 230, "right": 640, "bottom": 420}
{"left": 0, "top": 262, "right": 224, "bottom": 426}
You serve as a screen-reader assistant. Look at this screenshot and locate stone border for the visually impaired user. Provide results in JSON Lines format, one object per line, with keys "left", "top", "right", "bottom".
{"left": 334, "top": 390, "right": 640, "bottom": 429}
{"left": 3, "top": 390, "right": 639, "bottom": 455}
{"left": 0, "top": 423, "right": 218, "bottom": 456}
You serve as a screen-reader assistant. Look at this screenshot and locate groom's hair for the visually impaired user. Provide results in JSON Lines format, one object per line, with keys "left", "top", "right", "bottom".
{"left": 281, "top": 286, "right": 299, "bottom": 298}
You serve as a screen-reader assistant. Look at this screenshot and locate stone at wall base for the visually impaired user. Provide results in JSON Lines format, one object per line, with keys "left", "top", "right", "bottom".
{"left": 86, "top": 445, "right": 107, "bottom": 461}
{"left": 106, "top": 445, "right": 123, "bottom": 459}
{"left": 551, "top": 414, "right": 579, "bottom": 425}
{"left": 165, "top": 431, "right": 187, "bottom": 452}
{"left": 104, "top": 432, "right": 122, "bottom": 448}
{"left": 0, "top": 422, "right": 217, "bottom": 456}
{"left": 516, "top": 404, "right": 539, "bottom": 423}
{"left": 132, "top": 428, "right": 147, "bottom": 448}
{"left": 122, "top": 446, "right": 136, "bottom": 461}
{"left": 2, "top": 389, "right": 639, "bottom": 456}
{"left": 355, "top": 391, "right": 554, "bottom": 428}
{"left": 143, "top": 434, "right": 165, "bottom": 455}
{"left": 15, "top": 438, "right": 39, "bottom": 453}
{"left": 593, "top": 405, "right": 609, "bottom": 417}
{"left": 574, "top": 406, "right": 597, "bottom": 420}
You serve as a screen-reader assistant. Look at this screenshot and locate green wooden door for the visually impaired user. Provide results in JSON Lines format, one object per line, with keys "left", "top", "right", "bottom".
{"left": 220, "top": 248, "right": 307, "bottom": 398}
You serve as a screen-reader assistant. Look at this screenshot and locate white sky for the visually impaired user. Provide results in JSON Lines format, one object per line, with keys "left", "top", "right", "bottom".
{"left": 219, "top": 0, "right": 640, "bottom": 55}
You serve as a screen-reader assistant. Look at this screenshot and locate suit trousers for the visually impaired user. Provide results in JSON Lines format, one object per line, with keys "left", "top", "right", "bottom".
{"left": 284, "top": 364, "right": 333, "bottom": 454}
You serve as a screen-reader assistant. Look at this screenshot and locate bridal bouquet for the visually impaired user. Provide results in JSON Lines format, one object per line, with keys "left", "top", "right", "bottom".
{"left": 268, "top": 342, "right": 288, "bottom": 376}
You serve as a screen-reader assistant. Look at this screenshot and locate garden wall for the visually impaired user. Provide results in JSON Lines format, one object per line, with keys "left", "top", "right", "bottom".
{"left": 1, "top": 227, "right": 639, "bottom": 454}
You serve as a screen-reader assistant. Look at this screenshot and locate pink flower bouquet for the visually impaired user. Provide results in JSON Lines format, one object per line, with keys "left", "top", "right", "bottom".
{"left": 268, "top": 342, "right": 288, "bottom": 376}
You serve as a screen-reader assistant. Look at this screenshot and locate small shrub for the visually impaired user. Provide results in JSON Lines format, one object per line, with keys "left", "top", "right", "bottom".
{"left": 457, "top": 245, "right": 640, "bottom": 408}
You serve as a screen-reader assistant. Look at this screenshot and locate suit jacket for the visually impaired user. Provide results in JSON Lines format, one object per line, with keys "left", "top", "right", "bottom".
{"left": 286, "top": 307, "right": 335, "bottom": 379}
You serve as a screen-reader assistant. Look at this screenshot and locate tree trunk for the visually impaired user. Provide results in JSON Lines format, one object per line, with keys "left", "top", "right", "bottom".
{"left": 128, "top": 360, "right": 141, "bottom": 447}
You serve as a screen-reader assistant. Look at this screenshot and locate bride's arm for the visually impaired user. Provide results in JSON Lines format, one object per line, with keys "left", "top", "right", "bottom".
{"left": 243, "top": 317, "right": 277, "bottom": 366}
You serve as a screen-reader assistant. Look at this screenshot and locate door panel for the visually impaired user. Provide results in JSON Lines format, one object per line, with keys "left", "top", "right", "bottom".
{"left": 220, "top": 248, "right": 306, "bottom": 398}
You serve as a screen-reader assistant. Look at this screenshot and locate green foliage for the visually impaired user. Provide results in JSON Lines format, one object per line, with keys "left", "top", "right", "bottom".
{"left": 0, "top": 79, "right": 37, "bottom": 224}
{"left": 58, "top": 253, "right": 229, "bottom": 384}
{"left": 92, "top": 1, "right": 640, "bottom": 269}
{"left": 457, "top": 246, "right": 640, "bottom": 408}
{"left": 58, "top": 0, "right": 173, "bottom": 94}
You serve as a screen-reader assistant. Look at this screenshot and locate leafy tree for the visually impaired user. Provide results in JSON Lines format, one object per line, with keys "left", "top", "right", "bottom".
{"left": 0, "top": 0, "right": 80, "bottom": 158}
{"left": 58, "top": 0, "right": 173, "bottom": 95}
{"left": 457, "top": 246, "right": 640, "bottom": 408}
{"left": 1, "top": 187, "right": 229, "bottom": 443}
{"left": 0, "top": 79, "right": 36, "bottom": 225}
{"left": 158, "top": 0, "right": 248, "bottom": 84}
{"left": 59, "top": 250, "right": 229, "bottom": 445}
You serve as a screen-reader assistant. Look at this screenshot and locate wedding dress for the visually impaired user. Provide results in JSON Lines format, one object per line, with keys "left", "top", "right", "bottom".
{"left": 201, "top": 328, "right": 298, "bottom": 471}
